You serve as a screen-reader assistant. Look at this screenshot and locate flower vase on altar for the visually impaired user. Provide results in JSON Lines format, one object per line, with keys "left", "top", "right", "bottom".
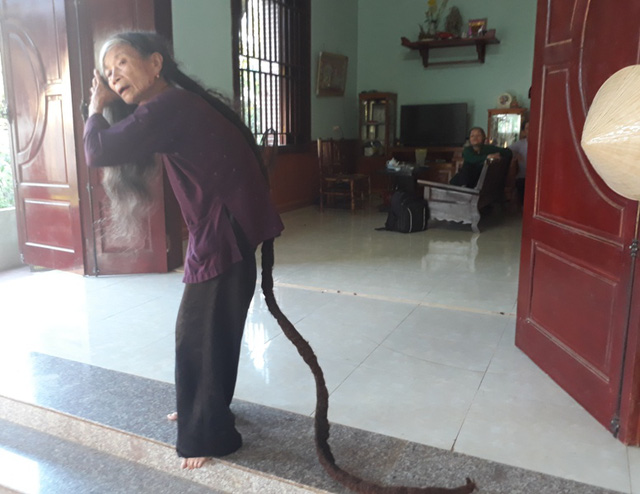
{"left": 426, "top": 20, "right": 438, "bottom": 38}
{"left": 420, "top": 0, "right": 448, "bottom": 40}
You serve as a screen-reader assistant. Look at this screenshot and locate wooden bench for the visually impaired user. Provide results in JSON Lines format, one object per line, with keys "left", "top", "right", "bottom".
{"left": 417, "top": 157, "right": 509, "bottom": 233}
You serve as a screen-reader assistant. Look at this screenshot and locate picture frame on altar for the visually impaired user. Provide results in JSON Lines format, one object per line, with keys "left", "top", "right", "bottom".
{"left": 467, "top": 18, "right": 487, "bottom": 37}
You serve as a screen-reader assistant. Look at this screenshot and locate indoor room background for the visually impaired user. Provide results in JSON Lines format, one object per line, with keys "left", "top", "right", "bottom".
{"left": 171, "top": 0, "right": 537, "bottom": 141}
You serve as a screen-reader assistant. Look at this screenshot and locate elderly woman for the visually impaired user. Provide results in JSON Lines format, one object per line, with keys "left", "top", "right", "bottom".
{"left": 450, "top": 126, "right": 512, "bottom": 188}
{"left": 84, "top": 31, "right": 284, "bottom": 469}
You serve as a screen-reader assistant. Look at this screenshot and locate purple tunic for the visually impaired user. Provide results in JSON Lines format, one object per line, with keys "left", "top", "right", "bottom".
{"left": 84, "top": 87, "right": 284, "bottom": 283}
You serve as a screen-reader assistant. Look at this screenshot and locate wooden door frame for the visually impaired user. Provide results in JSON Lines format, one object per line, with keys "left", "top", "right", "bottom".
{"left": 0, "top": 0, "right": 86, "bottom": 272}
{"left": 619, "top": 224, "right": 640, "bottom": 443}
{"left": 66, "top": 0, "right": 96, "bottom": 274}
{"left": 65, "top": 0, "right": 178, "bottom": 275}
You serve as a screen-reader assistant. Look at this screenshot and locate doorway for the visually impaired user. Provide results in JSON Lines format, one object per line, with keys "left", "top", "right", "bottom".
{"left": 0, "top": 50, "right": 21, "bottom": 271}
{"left": 0, "top": 54, "right": 15, "bottom": 210}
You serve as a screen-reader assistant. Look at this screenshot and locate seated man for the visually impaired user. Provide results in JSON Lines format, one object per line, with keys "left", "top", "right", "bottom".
{"left": 450, "top": 127, "right": 512, "bottom": 188}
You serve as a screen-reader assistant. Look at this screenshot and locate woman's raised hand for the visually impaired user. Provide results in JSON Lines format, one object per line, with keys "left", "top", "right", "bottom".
{"left": 89, "top": 69, "right": 119, "bottom": 116}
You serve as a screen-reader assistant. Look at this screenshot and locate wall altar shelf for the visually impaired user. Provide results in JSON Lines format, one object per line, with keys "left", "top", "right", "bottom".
{"left": 400, "top": 36, "right": 500, "bottom": 68}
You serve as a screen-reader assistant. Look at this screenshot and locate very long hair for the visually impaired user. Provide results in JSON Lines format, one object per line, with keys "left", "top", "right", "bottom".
{"left": 260, "top": 239, "right": 477, "bottom": 494}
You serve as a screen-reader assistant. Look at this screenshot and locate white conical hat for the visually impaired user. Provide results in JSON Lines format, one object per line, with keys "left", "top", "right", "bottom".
{"left": 581, "top": 64, "right": 640, "bottom": 200}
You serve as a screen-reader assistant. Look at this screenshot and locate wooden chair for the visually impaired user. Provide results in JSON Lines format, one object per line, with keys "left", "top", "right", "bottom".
{"left": 435, "top": 148, "right": 464, "bottom": 183}
{"left": 417, "top": 156, "right": 509, "bottom": 233}
{"left": 317, "top": 138, "right": 370, "bottom": 211}
{"left": 504, "top": 154, "right": 519, "bottom": 208}
{"left": 259, "top": 128, "right": 278, "bottom": 179}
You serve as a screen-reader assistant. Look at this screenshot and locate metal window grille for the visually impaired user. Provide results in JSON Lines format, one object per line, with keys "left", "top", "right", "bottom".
{"left": 233, "top": 0, "right": 309, "bottom": 147}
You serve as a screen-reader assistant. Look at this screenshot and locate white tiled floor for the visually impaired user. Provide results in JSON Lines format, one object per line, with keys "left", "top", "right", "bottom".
{"left": 0, "top": 203, "right": 638, "bottom": 493}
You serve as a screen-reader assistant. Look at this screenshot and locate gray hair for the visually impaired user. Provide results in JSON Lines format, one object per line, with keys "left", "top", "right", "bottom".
{"left": 95, "top": 36, "right": 161, "bottom": 244}
{"left": 98, "top": 38, "right": 125, "bottom": 77}
{"left": 94, "top": 31, "right": 265, "bottom": 244}
{"left": 100, "top": 149, "right": 159, "bottom": 245}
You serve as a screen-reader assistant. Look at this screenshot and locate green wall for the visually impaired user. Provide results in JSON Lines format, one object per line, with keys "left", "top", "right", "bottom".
{"left": 170, "top": 0, "right": 535, "bottom": 140}
{"left": 171, "top": 0, "right": 234, "bottom": 99}
{"left": 310, "top": 0, "right": 359, "bottom": 140}
{"left": 357, "top": 0, "right": 537, "bottom": 134}
{"left": 171, "top": 0, "right": 359, "bottom": 140}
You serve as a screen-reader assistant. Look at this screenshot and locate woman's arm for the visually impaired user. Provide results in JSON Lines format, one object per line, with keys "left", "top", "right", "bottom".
{"left": 83, "top": 90, "right": 179, "bottom": 167}
{"left": 462, "top": 146, "right": 485, "bottom": 164}
{"left": 497, "top": 146, "right": 513, "bottom": 161}
{"left": 485, "top": 144, "right": 513, "bottom": 162}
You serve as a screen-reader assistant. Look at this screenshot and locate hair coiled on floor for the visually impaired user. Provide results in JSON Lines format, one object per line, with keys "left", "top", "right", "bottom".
{"left": 260, "top": 238, "right": 477, "bottom": 494}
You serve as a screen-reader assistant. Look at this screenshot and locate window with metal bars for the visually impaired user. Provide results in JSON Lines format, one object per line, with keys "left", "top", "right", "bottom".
{"left": 231, "top": 0, "right": 310, "bottom": 148}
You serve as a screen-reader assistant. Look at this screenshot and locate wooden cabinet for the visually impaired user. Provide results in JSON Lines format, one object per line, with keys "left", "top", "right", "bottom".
{"left": 487, "top": 108, "right": 527, "bottom": 148}
{"left": 487, "top": 108, "right": 527, "bottom": 203}
{"left": 359, "top": 92, "right": 397, "bottom": 157}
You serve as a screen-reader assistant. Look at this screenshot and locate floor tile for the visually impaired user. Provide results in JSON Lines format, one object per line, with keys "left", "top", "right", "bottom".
{"left": 236, "top": 331, "right": 358, "bottom": 416}
{"left": 455, "top": 387, "right": 631, "bottom": 492}
{"left": 629, "top": 447, "right": 640, "bottom": 494}
{"left": 0, "top": 204, "right": 637, "bottom": 493}
{"left": 383, "top": 306, "right": 507, "bottom": 372}
{"left": 327, "top": 345, "right": 484, "bottom": 450}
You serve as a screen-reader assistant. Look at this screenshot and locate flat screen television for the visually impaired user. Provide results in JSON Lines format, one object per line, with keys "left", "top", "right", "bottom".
{"left": 400, "top": 103, "right": 468, "bottom": 147}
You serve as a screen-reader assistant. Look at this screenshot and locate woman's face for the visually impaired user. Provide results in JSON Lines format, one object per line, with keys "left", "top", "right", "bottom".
{"left": 469, "top": 128, "right": 485, "bottom": 147}
{"left": 102, "top": 43, "right": 163, "bottom": 105}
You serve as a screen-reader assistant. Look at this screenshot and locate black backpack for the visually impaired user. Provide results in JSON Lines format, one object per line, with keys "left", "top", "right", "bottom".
{"left": 379, "top": 191, "right": 430, "bottom": 233}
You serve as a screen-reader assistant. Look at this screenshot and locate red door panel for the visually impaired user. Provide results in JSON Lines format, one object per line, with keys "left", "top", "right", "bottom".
{"left": 69, "top": 0, "right": 181, "bottom": 275}
{"left": 3, "top": 0, "right": 179, "bottom": 274}
{"left": 1, "top": 0, "right": 84, "bottom": 271}
{"left": 536, "top": 69, "right": 628, "bottom": 238}
{"left": 517, "top": 0, "right": 640, "bottom": 439}
{"left": 89, "top": 162, "right": 171, "bottom": 274}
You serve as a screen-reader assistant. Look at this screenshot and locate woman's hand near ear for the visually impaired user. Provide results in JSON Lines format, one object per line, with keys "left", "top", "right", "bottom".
{"left": 89, "top": 69, "right": 119, "bottom": 116}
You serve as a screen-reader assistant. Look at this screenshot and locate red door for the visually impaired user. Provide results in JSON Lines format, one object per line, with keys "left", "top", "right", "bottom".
{"left": 0, "top": 0, "right": 84, "bottom": 271}
{"left": 1, "top": 0, "right": 181, "bottom": 275}
{"left": 69, "top": 0, "right": 182, "bottom": 275}
{"left": 517, "top": 0, "right": 640, "bottom": 440}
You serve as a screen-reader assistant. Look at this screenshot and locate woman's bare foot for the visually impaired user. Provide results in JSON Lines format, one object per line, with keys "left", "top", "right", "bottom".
{"left": 167, "top": 412, "right": 178, "bottom": 421}
{"left": 181, "top": 457, "right": 210, "bottom": 469}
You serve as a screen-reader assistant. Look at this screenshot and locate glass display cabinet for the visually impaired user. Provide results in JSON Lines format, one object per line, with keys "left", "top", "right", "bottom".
{"left": 487, "top": 108, "right": 527, "bottom": 148}
{"left": 359, "top": 92, "right": 397, "bottom": 157}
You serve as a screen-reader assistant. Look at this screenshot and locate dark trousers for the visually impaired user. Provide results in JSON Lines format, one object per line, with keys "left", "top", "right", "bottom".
{"left": 450, "top": 161, "right": 483, "bottom": 188}
{"left": 515, "top": 177, "right": 526, "bottom": 206}
{"left": 175, "top": 226, "right": 256, "bottom": 458}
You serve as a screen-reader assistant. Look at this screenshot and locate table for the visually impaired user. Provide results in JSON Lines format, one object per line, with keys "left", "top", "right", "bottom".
{"left": 380, "top": 161, "right": 447, "bottom": 193}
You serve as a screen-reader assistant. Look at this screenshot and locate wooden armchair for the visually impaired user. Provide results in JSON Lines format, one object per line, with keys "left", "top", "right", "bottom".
{"left": 317, "top": 138, "right": 370, "bottom": 211}
{"left": 259, "top": 128, "right": 278, "bottom": 178}
{"left": 417, "top": 156, "right": 509, "bottom": 233}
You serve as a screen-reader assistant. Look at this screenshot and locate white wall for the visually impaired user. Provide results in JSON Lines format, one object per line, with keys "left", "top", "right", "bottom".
{"left": 0, "top": 208, "right": 22, "bottom": 271}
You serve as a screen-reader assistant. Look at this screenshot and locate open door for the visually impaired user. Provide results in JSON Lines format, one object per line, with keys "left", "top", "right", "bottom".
{"left": 0, "top": 0, "right": 84, "bottom": 271}
{"left": 517, "top": 0, "right": 640, "bottom": 443}
{"left": 0, "top": 0, "right": 181, "bottom": 275}
{"left": 68, "top": 0, "right": 181, "bottom": 276}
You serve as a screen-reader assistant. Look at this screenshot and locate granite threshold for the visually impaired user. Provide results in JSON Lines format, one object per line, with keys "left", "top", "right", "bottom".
{"left": 0, "top": 353, "right": 623, "bottom": 494}
{"left": 0, "top": 394, "right": 323, "bottom": 494}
